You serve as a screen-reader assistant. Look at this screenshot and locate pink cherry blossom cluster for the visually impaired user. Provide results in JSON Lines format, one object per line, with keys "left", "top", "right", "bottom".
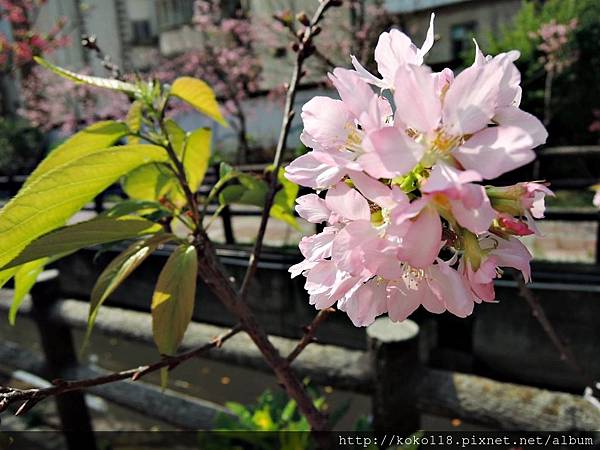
{"left": 529, "top": 18, "right": 578, "bottom": 74}
{"left": 0, "top": 0, "right": 69, "bottom": 71}
{"left": 286, "top": 15, "right": 553, "bottom": 327}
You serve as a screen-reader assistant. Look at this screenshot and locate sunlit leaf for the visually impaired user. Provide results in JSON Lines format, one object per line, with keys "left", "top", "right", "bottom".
{"left": 0, "top": 144, "right": 168, "bottom": 269}
{"left": 183, "top": 128, "right": 211, "bottom": 191}
{"left": 35, "top": 57, "right": 139, "bottom": 94}
{"left": 170, "top": 77, "right": 228, "bottom": 127}
{"left": 151, "top": 244, "right": 198, "bottom": 356}
{"left": 126, "top": 101, "right": 143, "bottom": 144}
{"left": 85, "top": 233, "right": 173, "bottom": 348}
{"left": 270, "top": 169, "right": 300, "bottom": 230}
{"left": 122, "top": 163, "right": 179, "bottom": 202}
{"left": 9, "top": 259, "right": 47, "bottom": 325}
{"left": 4, "top": 215, "right": 163, "bottom": 269}
{"left": 24, "top": 121, "right": 129, "bottom": 189}
{"left": 163, "top": 119, "right": 186, "bottom": 157}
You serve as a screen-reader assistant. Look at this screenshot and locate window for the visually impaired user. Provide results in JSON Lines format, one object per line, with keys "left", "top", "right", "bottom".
{"left": 157, "top": 0, "right": 195, "bottom": 30}
{"left": 451, "top": 22, "right": 477, "bottom": 61}
{"left": 131, "top": 20, "right": 155, "bottom": 45}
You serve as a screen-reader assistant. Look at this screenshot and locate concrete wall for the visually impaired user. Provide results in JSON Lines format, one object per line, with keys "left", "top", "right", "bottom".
{"left": 56, "top": 245, "right": 600, "bottom": 392}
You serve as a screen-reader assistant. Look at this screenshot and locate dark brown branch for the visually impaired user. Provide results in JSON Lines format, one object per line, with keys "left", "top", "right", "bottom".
{"left": 239, "top": 0, "right": 337, "bottom": 301}
{"left": 287, "top": 308, "right": 334, "bottom": 363}
{"left": 0, "top": 325, "right": 241, "bottom": 414}
{"left": 514, "top": 273, "right": 598, "bottom": 395}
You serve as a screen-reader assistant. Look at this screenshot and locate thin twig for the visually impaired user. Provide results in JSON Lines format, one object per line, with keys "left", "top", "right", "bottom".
{"left": 0, "top": 325, "right": 242, "bottom": 414}
{"left": 514, "top": 273, "right": 598, "bottom": 394}
{"left": 287, "top": 308, "right": 334, "bottom": 363}
{"left": 239, "top": 0, "right": 335, "bottom": 302}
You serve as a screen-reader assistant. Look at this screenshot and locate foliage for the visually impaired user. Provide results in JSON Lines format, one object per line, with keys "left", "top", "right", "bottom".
{"left": 0, "top": 59, "right": 300, "bottom": 368}
{"left": 0, "top": 116, "right": 44, "bottom": 175}
{"left": 205, "top": 385, "right": 336, "bottom": 450}
{"left": 486, "top": 0, "right": 600, "bottom": 144}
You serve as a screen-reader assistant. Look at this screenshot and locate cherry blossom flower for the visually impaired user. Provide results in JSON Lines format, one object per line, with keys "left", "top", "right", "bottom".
{"left": 287, "top": 14, "right": 550, "bottom": 327}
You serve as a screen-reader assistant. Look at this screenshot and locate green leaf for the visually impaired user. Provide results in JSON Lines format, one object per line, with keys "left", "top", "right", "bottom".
{"left": 85, "top": 233, "right": 173, "bottom": 348}
{"left": 183, "top": 128, "right": 211, "bottom": 191}
{"left": 218, "top": 181, "right": 267, "bottom": 207}
{"left": 126, "top": 101, "right": 143, "bottom": 145}
{"left": 4, "top": 215, "right": 163, "bottom": 270}
{"left": 219, "top": 162, "right": 234, "bottom": 179}
{"left": 0, "top": 144, "right": 168, "bottom": 270}
{"left": 151, "top": 244, "right": 198, "bottom": 356}
{"left": 102, "top": 200, "right": 165, "bottom": 218}
{"left": 24, "top": 121, "right": 129, "bottom": 190}
{"left": 9, "top": 259, "right": 47, "bottom": 325}
{"left": 269, "top": 169, "right": 300, "bottom": 230}
{"left": 169, "top": 77, "right": 228, "bottom": 127}
{"left": 0, "top": 266, "right": 19, "bottom": 290}
{"left": 122, "top": 163, "right": 179, "bottom": 202}
{"left": 126, "top": 101, "right": 143, "bottom": 133}
{"left": 35, "top": 57, "right": 139, "bottom": 94}
{"left": 163, "top": 119, "right": 186, "bottom": 157}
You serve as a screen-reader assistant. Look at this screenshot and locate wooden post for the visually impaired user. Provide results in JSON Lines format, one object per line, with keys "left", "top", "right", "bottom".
{"left": 30, "top": 270, "right": 97, "bottom": 450}
{"left": 221, "top": 205, "right": 236, "bottom": 244}
{"left": 367, "top": 317, "right": 421, "bottom": 435}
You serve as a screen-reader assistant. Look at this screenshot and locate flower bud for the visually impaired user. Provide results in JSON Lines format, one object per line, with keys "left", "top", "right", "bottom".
{"left": 296, "top": 11, "right": 310, "bottom": 26}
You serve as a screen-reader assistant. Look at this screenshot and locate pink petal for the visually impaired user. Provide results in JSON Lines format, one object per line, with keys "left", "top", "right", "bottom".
{"left": 349, "top": 170, "right": 396, "bottom": 209}
{"left": 398, "top": 206, "right": 442, "bottom": 269}
{"left": 450, "top": 185, "right": 496, "bottom": 234}
{"left": 325, "top": 182, "right": 370, "bottom": 221}
{"left": 301, "top": 96, "right": 351, "bottom": 150}
{"left": 339, "top": 279, "right": 388, "bottom": 327}
{"left": 416, "top": 13, "right": 436, "bottom": 62}
{"left": 284, "top": 151, "right": 345, "bottom": 188}
{"left": 298, "top": 228, "right": 335, "bottom": 261}
{"left": 494, "top": 106, "right": 548, "bottom": 148}
{"left": 359, "top": 127, "right": 423, "bottom": 178}
{"left": 443, "top": 61, "right": 502, "bottom": 135}
{"left": 295, "top": 194, "right": 330, "bottom": 223}
{"left": 454, "top": 125, "right": 537, "bottom": 179}
{"left": 393, "top": 64, "right": 441, "bottom": 133}
{"left": 375, "top": 29, "right": 418, "bottom": 84}
{"left": 490, "top": 235, "right": 532, "bottom": 283}
{"left": 386, "top": 280, "right": 422, "bottom": 322}
{"left": 421, "top": 163, "right": 482, "bottom": 196}
{"left": 431, "top": 263, "right": 475, "bottom": 318}
{"left": 289, "top": 259, "right": 318, "bottom": 278}
{"left": 331, "top": 220, "right": 377, "bottom": 275}
{"left": 350, "top": 55, "right": 387, "bottom": 89}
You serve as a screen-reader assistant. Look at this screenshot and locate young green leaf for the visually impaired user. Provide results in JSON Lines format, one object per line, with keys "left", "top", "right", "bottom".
{"left": 151, "top": 244, "right": 198, "bottom": 356}
{"left": 126, "top": 101, "right": 143, "bottom": 134}
{"left": 35, "top": 57, "right": 139, "bottom": 94}
{"left": 24, "top": 121, "right": 129, "bottom": 189}
{"left": 9, "top": 259, "right": 47, "bottom": 325}
{"left": 126, "top": 101, "right": 143, "bottom": 144}
{"left": 0, "top": 144, "right": 168, "bottom": 269}
{"left": 218, "top": 182, "right": 267, "bottom": 207}
{"left": 183, "top": 128, "right": 211, "bottom": 191}
{"left": 270, "top": 170, "right": 300, "bottom": 230}
{"left": 0, "top": 266, "right": 19, "bottom": 290}
{"left": 163, "top": 119, "right": 186, "bottom": 157}
{"left": 169, "top": 77, "right": 228, "bottom": 127}
{"left": 85, "top": 233, "right": 173, "bottom": 348}
{"left": 122, "top": 163, "right": 179, "bottom": 202}
{"left": 4, "top": 215, "right": 163, "bottom": 269}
